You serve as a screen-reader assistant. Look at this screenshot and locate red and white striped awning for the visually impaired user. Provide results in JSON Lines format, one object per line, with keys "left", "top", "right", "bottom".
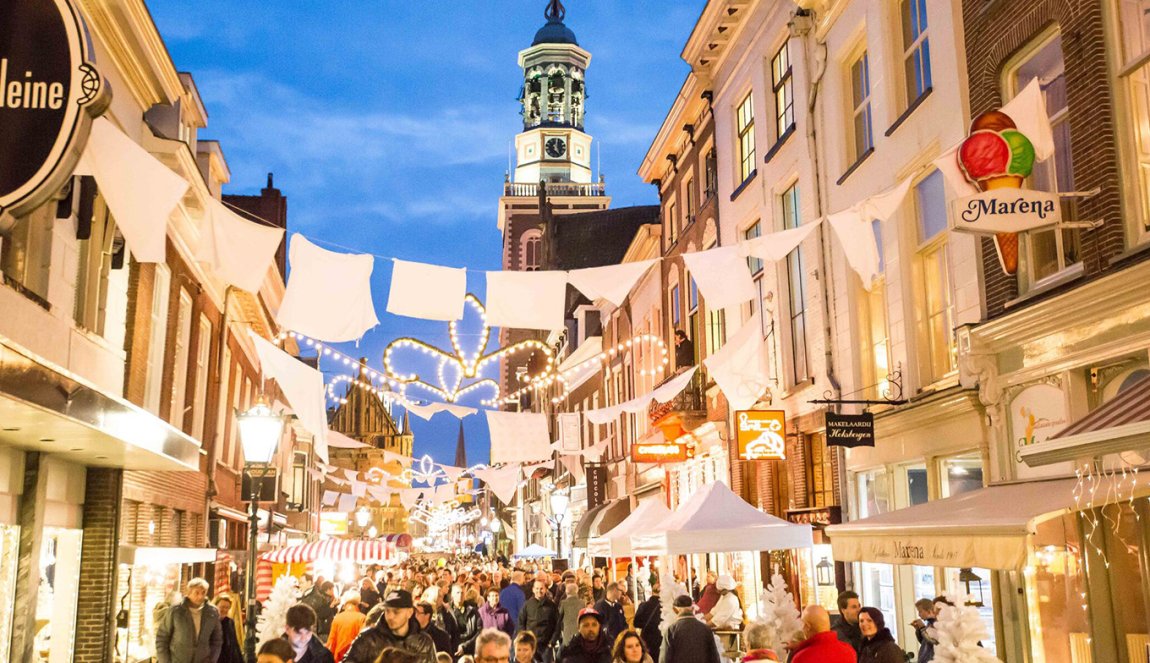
{"left": 379, "top": 533, "right": 412, "bottom": 550}
{"left": 261, "top": 538, "right": 394, "bottom": 564}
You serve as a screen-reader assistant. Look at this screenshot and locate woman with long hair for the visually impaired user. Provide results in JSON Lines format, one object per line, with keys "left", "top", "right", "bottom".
{"left": 611, "top": 630, "right": 653, "bottom": 663}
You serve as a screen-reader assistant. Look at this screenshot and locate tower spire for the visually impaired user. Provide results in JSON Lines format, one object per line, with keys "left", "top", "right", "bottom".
{"left": 454, "top": 422, "right": 467, "bottom": 467}
{"left": 544, "top": 0, "right": 566, "bottom": 22}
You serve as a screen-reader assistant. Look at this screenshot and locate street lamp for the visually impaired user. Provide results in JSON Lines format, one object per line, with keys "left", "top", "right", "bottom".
{"left": 355, "top": 506, "right": 372, "bottom": 529}
{"left": 237, "top": 398, "right": 285, "bottom": 663}
{"left": 548, "top": 490, "right": 570, "bottom": 559}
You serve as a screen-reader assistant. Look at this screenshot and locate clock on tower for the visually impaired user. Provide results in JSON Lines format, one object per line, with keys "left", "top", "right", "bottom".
{"left": 545, "top": 137, "right": 567, "bottom": 159}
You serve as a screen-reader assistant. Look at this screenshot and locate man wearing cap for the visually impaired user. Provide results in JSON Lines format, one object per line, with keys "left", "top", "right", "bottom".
{"left": 660, "top": 595, "right": 720, "bottom": 663}
{"left": 342, "top": 589, "right": 436, "bottom": 663}
{"left": 557, "top": 608, "right": 612, "bottom": 663}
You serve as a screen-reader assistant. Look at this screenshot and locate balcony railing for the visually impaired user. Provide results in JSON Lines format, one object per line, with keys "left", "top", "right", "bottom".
{"left": 648, "top": 368, "right": 707, "bottom": 426}
{"left": 504, "top": 181, "right": 607, "bottom": 198}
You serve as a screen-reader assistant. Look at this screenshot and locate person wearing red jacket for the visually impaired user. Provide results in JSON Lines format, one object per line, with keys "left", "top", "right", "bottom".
{"left": 789, "top": 606, "right": 857, "bottom": 663}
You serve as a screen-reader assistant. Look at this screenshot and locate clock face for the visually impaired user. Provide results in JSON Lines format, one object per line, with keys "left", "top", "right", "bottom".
{"left": 545, "top": 137, "right": 567, "bottom": 159}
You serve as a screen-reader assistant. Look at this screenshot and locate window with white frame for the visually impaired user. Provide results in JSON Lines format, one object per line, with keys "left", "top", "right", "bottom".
{"left": 521, "top": 229, "right": 543, "bottom": 271}
{"left": 1116, "top": 0, "right": 1150, "bottom": 242}
{"left": 1006, "top": 32, "right": 1080, "bottom": 287}
{"left": 737, "top": 92, "right": 756, "bottom": 183}
{"left": 217, "top": 346, "right": 232, "bottom": 465}
{"left": 687, "top": 275, "right": 700, "bottom": 365}
{"left": 74, "top": 192, "right": 117, "bottom": 334}
{"left": 913, "top": 171, "right": 956, "bottom": 384}
{"left": 860, "top": 220, "right": 890, "bottom": 399}
{"left": 899, "top": 0, "right": 932, "bottom": 104}
{"left": 667, "top": 201, "right": 678, "bottom": 245}
{"left": 782, "top": 184, "right": 809, "bottom": 385}
{"left": 849, "top": 50, "right": 874, "bottom": 161}
{"left": 143, "top": 265, "right": 171, "bottom": 415}
{"left": 191, "top": 314, "right": 212, "bottom": 442}
{"left": 772, "top": 42, "right": 795, "bottom": 139}
{"left": 170, "top": 290, "right": 193, "bottom": 428}
{"left": 670, "top": 283, "right": 682, "bottom": 330}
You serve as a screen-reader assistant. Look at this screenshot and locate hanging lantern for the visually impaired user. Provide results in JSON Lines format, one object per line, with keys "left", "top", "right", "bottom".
{"left": 816, "top": 558, "right": 834, "bottom": 587}
{"left": 959, "top": 567, "right": 985, "bottom": 607}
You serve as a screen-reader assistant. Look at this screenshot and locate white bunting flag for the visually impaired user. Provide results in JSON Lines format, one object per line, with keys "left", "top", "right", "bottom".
{"left": 486, "top": 411, "right": 553, "bottom": 464}
{"left": 704, "top": 312, "right": 770, "bottom": 411}
{"left": 566, "top": 259, "right": 659, "bottom": 307}
{"left": 680, "top": 246, "right": 757, "bottom": 309}
{"left": 277, "top": 234, "right": 379, "bottom": 342}
{"left": 485, "top": 270, "right": 567, "bottom": 331}
{"left": 196, "top": 197, "right": 284, "bottom": 292}
{"left": 387, "top": 259, "right": 467, "bottom": 321}
{"left": 251, "top": 334, "right": 329, "bottom": 463}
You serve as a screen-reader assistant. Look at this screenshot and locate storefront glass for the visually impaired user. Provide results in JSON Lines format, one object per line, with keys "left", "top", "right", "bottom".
{"left": 1030, "top": 512, "right": 1090, "bottom": 663}
{"left": 35, "top": 527, "right": 83, "bottom": 662}
{"left": 941, "top": 455, "right": 983, "bottom": 497}
{"left": 0, "top": 524, "right": 19, "bottom": 663}
{"left": 1102, "top": 501, "right": 1148, "bottom": 662}
{"left": 857, "top": 468, "right": 891, "bottom": 518}
{"left": 860, "top": 562, "right": 898, "bottom": 641}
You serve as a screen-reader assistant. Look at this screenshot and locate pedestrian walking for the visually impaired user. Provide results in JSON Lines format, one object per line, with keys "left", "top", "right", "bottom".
{"left": 456, "top": 588, "right": 485, "bottom": 657}
{"left": 213, "top": 594, "right": 244, "bottom": 663}
{"left": 341, "top": 589, "right": 436, "bottom": 663}
{"left": 912, "top": 598, "right": 938, "bottom": 663}
{"left": 557, "top": 582, "right": 585, "bottom": 646}
{"left": 858, "top": 608, "right": 904, "bottom": 663}
{"left": 659, "top": 595, "right": 720, "bottom": 663}
{"left": 556, "top": 608, "right": 611, "bottom": 663}
{"left": 831, "top": 591, "right": 863, "bottom": 653}
{"left": 257, "top": 638, "right": 299, "bottom": 663}
{"left": 519, "top": 579, "right": 560, "bottom": 661}
{"left": 611, "top": 629, "right": 653, "bottom": 663}
{"left": 476, "top": 629, "right": 514, "bottom": 663}
{"left": 154, "top": 578, "right": 223, "bottom": 663}
{"left": 480, "top": 588, "right": 516, "bottom": 638}
{"left": 283, "top": 603, "right": 335, "bottom": 663}
{"left": 632, "top": 580, "right": 662, "bottom": 663}
{"left": 415, "top": 601, "right": 453, "bottom": 654}
{"left": 739, "top": 622, "right": 778, "bottom": 661}
{"left": 327, "top": 591, "right": 367, "bottom": 663}
{"left": 514, "top": 631, "right": 539, "bottom": 663}
{"left": 302, "top": 581, "right": 339, "bottom": 642}
{"left": 788, "top": 606, "right": 856, "bottom": 663}
{"left": 592, "top": 582, "right": 626, "bottom": 647}
{"left": 501, "top": 571, "right": 528, "bottom": 636}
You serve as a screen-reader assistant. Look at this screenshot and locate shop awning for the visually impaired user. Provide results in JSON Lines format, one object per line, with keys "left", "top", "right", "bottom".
{"left": 514, "top": 543, "right": 557, "bottom": 559}
{"left": 261, "top": 538, "right": 395, "bottom": 564}
{"left": 119, "top": 545, "right": 219, "bottom": 566}
{"left": 557, "top": 337, "right": 603, "bottom": 391}
{"left": 380, "top": 533, "right": 412, "bottom": 550}
{"left": 587, "top": 499, "right": 671, "bottom": 558}
{"left": 631, "top": 481, "right": 811, "bottom": 555}
{"left": 587, "top": 498, "right": 630, "bottom": 543}
{"left": 826, "top": 475, "right": 1150, "bottom": 570}
{"left": 573, "top": 501, "right": 609, "bottom": 548}
{"left": 0, "top": 335, "right": 201, "bottom": 471}
{"left": 1021, "top": 374, "right": 1150, "bottom": 466}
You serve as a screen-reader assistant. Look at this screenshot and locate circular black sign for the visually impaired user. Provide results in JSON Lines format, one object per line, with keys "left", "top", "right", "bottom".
{"left": 0, "top": 0, "right": 104, "bottom": 216}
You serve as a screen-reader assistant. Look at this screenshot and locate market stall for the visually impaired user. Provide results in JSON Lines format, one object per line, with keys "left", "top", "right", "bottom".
{"left": 257, "top": 538, "right": 401, "bottom": 599}
{"left": 513, "top": 543, "right": 557, "bottom": 560}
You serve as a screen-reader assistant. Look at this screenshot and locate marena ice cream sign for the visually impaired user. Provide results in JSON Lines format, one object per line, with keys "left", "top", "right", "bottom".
{"left": 949, "top": 109, "right": 1062, "bottom": 275}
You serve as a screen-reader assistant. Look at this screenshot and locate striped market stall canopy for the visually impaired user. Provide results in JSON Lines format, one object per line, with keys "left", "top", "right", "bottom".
{"left": 262, "top": 538, "right": 395, "bottom": 564}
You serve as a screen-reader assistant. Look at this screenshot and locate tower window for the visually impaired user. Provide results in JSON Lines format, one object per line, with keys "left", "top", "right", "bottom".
{"left": 521, "top": 229, "right": 543, "bottom": 271}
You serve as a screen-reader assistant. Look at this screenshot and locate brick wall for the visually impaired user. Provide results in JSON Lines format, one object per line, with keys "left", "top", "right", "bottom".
{"left": 963, "top": 0, "right": 1132, "bottom": 316}
{"left": 73, "top": 468, "right": 123, "bottom": 663}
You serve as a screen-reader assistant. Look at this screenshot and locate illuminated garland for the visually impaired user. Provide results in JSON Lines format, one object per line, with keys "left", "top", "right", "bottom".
{"left": 384, "top": 294, "right": 555, "bottom": 407}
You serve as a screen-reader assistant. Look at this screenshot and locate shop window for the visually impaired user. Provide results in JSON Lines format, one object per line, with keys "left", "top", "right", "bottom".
{"left": 143, "top": 265, "right": 171, "bottom": 415}
{"left": 849, "top": 50, "right": 874, "bottom": 162}
{"left": 0, "top": 524, "right": 18, "bottom": 663}
{"left": 1116, "top": 0, "right": 1150, "bottom": 243}
{"left": 169, "top": 289, "right": 193, "bottom": 428}
{"left": 856, "top": 468, "right": 891, "bottom": 518}
{"left": 782, "top": 184, "right": 809, "bottom": 385}
{"left": 1005, "top": 32, "right": 1080, "bottom": 288}
{"left": 860, "top": 562, "right": 898, "bottom": 641}
{"left": 899, "top": 0, "right": 932, "bottom": 105}
{"left": 35, "top": 527, "right": 83, "bottom": 661}
{"left": 904, "top": 464, "right": 929, "bottom": 506}
{"left": 737, "top": 92, "right": 756, "bottom": 183}
{"left": 913, "top": 171, "right": 956, "bottom": 384}
{"left": 941, "top": 454, "right": 984, "bottom": 497}
{"left": 772, "top": 42, "right": 795, "bottom": 139}
{"left": 73, "top": 192, "right": 117, "bottom": 334}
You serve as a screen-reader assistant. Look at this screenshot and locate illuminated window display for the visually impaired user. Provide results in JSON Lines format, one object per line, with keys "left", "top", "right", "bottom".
{"left": 0, "top": 524, "right": 18, "bottom": 663}
{"left": 35, "top": 527, "right": 83, "bottom": 662}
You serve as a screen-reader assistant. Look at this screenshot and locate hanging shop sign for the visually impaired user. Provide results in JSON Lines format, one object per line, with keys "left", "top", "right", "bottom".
{"left": 558, "top": 412, "right": 582, "bottom": 453}
{"left": 825, "top": 412, "right": 876, "bottom": 448}
{"left": 586, "top": 462, "right": 608, "bottom": 509}
{"left": 736, "top": 410, "right": 787, "bottom": 461}
{"left": 631, "top": 440, "right": 688, "bottom": 463}
{"left": 0, "top": 0, "right": 109, "bottom": 222}
{"left": 952, "top": 109, "right": 1052, "bottom": 275}
{"left": 786, "top": 505, "right": 843, "bottom": 529}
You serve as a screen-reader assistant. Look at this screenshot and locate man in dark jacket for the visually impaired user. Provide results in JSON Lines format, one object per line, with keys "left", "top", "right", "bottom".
{"left": 415, "top": 601, "right": 452, "bottom": 654}
{"left": 155, "top": 578, "right": 223, "bottom": 663}
{"left": 633, "top": 580, "right": 662, "bottom": 662}
{"left": 831, "top": 590, "right": 863, "bottom": 654}
{"left": 557, "top": 608, "right": 612, "bottom": 663}
{"left": 301, "top": 581, "right": 338, "bottom": 641}
{"left": 592, "top": 582, "right": 626, "bottom": 646}
{"left": 500, "top": 571, "right": 527, "bottom": 636}
{"left": 590, "top": 574, "right": 606, "bottom": 604}
{"left": 660, "top": 595, "right": 720, "bottom": 663}
{"left": 519, "top": 580, "right": 560, "bottom": 662}
{"left": 282, "top": 603, "right": 335, "bottom": 663}
{"left": 342, "top": 589, "right": 436, "bottom": 663}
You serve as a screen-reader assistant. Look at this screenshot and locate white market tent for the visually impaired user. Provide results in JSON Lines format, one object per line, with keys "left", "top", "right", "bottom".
{"left": 587, "top": 499, "right": 672, "bottom": 558}
{"left": 513, "top": 543, "right": 558, "bottom": 559}
{"left": 630, "top": 481, "right": 813, "bottom": 555}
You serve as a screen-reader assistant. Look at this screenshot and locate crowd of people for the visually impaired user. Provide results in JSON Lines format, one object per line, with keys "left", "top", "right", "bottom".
{"left": 152, "top": 558, "right": 951, "bottom": 663}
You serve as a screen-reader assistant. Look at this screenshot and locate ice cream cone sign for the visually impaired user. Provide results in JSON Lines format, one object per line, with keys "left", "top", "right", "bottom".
{"left": 957, "top": 110, "right": 1039, "bottom": 275}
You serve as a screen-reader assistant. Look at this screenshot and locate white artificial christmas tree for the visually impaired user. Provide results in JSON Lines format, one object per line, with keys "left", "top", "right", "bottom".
{"left": 637, "top": 560, "right": 653, "bottom": 602}
{"left": 930, "top": 598, "right": 1003, "bottom": 663}
{"left": 659, "top": 570, "right": 691, "bottom": 634}
{"left": 256, "top": 575, "right": 300, "bottom": 647}
{"left": 752, "top": 573, "right": 803, "bottom": 654}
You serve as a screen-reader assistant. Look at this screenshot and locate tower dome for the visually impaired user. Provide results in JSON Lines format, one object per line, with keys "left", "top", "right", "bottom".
{"left": 532, "top": 0, "right": 578, "bottom": 46}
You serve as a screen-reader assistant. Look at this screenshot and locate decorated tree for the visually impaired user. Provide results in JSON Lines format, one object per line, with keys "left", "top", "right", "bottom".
{"left": 931, "top": 598, "right": 1003, "bottom": 663}
{"left": 659, "top": 570, "right": 691, "bottom": 634}
{"left": 753, "top": 573, "right": 803, "bottom": 654}
{"left": 637, "top": 559, "right": 653, "bottom": 601}
{"left": 256, "top": 575, "right": 299, "bottom": 647}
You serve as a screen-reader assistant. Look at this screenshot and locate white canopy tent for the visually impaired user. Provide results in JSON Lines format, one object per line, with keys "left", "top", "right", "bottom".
{"left": 587, "top": 499, "right": 672, "bottom": 558}
{"left": 630, "top": 481, "right": 813, "bottom": 555}
{"left": 513, "top": 543, "right": 558, "bottom": 559}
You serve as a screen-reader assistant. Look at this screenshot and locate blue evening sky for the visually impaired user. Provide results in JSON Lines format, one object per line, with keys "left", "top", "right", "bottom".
{"left": 149, "top": 1, "right": 700, "bottom": 465}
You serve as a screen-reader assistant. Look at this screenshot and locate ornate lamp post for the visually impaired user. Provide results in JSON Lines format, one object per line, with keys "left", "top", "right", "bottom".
{"left": 548, "top": 490, "right": 570, "bottom": 559}
{"left": 237, "top": 399, "right": 285, "bottom": 663}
